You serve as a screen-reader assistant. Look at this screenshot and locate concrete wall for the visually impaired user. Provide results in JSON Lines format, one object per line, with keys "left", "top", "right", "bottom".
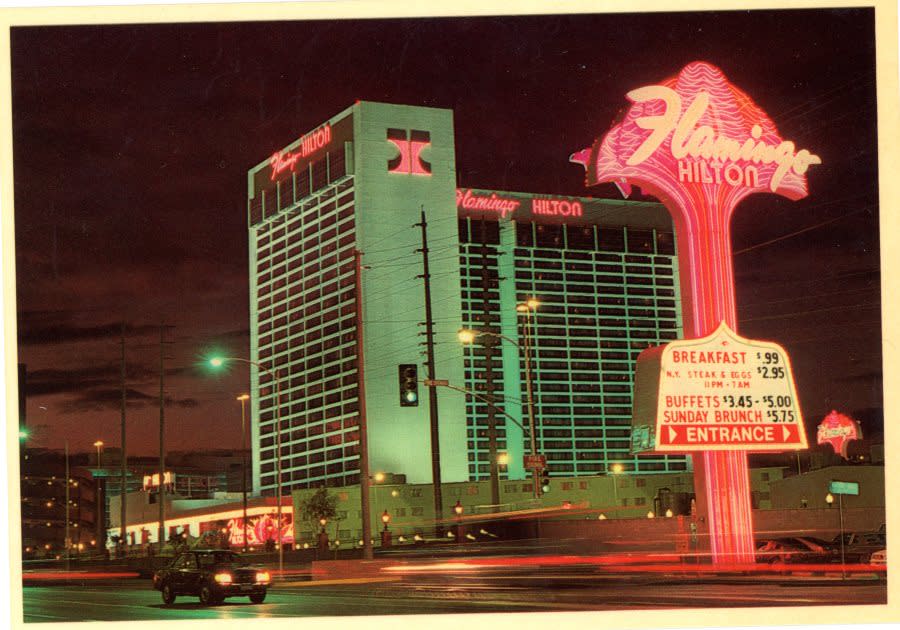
{"left": 768, "top": 465, "right": 884, "bottom": 510}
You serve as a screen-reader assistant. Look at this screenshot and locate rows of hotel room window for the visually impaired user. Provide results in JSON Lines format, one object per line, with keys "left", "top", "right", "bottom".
{"left": 252, "top": 181, "right": 362, "bottom": 493}
{"left": 459, "top": 219, "right": 685, "bottom": 475}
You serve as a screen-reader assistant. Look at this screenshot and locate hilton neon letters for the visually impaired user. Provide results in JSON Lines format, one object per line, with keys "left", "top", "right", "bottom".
{"left": 269, "top": 124, "right": 332, "bottom": 180}
{"left": 626, "top": 86, "right": 820, "bottom": 192}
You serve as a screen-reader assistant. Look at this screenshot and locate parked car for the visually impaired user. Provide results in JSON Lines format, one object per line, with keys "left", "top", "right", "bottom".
{"left": 755, "top": 537, "right": 839, "bottom": 564}
{"left": 152, "top": 549, "right": 271, "bottom": 606}
{"left": 869, "top": 549, "right": 886, "bottom": 565}
{"left": 830, "top": 531, "right": 886, "bottom": 564}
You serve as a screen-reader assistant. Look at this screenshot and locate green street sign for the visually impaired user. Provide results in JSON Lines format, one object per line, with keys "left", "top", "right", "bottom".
{"left": 829, "top": 480, "right": 859, "bottom": 496}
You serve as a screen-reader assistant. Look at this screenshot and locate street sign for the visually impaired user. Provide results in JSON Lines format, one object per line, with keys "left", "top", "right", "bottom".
{"left": 423, "top": 379, "right": 449, "bottom": 387}
{"left": 829, "top": 480, "right": 859, "bottom": 496}
{"left": 632, "top": 322, "right": 807, "bottom": 452}
{"left": 523, "top": 454, "right": 547, "bottom": 470}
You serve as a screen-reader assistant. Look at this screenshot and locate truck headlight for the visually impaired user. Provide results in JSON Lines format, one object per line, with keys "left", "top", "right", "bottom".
{"left": 214, "top": 573, "right": 233, "bottom": 585}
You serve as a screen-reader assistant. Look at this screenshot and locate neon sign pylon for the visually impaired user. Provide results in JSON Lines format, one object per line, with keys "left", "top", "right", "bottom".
{"left": 573, "top": 61, "right": 820, "bottom": 563}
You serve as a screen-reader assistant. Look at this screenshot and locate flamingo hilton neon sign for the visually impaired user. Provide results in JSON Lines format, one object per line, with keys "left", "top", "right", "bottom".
{"left": 572, "top": 61, "right": 820, "bottom": 565}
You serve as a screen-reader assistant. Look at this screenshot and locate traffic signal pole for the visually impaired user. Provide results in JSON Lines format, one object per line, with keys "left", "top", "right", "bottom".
{"left": 416, "top": 210, "right": 444, "bottom": 534}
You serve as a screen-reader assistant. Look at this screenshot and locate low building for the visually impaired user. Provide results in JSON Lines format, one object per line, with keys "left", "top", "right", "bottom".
{"left": 20, "top": 449, "right": 100, "bottom": 559}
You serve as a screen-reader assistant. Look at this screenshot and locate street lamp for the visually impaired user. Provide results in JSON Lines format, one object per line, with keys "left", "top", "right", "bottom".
{"left": 826, "top": 492, "right": 846, "bottom": 577}
{"left": 381, "top": 510, "right": 392, "bottom": 548}
{"left": 210, "top": 356, "right": 284, "bottom": 575}
{"left": 453, "top": 500, "right": 464, "bottom": 543}
{"left": 92, "top": 439, "right": 105, "bottom": 550}
{"left": 317, "top": 517, "right": 329, "bottom": 554}
{"left": 515, "top": 298, "right": 541, "bottom": 498}
{"left": 458, "top": 304, "right": 543, "bottom": 499}
{"left": 93, "top": 441, "right": 104, "bottom": 468}
{"left": 237, "top": 394, "right": 250, "bottom": 553}
{"left": 610, "top": 463, "right": 624, "bottom": 507}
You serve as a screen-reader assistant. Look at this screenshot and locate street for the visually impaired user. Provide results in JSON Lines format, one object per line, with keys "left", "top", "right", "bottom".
{"left": 21, "top": 573, "right": 887, "bottom": 623}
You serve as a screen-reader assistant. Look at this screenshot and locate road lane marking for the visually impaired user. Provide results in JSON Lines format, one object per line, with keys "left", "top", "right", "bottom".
{"left": 278, "top": 577, "right": 400, "bottom": 587}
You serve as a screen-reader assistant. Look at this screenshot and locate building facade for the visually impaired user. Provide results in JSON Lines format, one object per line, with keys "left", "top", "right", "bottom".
{"left": 20, "top": 449, "right": 100, "bottom": 559}
{"left": 246, "top": 101, "right": 687, "bottom": 498}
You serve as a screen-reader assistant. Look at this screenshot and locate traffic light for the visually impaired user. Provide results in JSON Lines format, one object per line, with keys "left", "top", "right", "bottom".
{"left": 541, "top": 473, "right": 551, "bottom": 494}
{"left": 399, "top": 364, "right": 419, "bottom": 406}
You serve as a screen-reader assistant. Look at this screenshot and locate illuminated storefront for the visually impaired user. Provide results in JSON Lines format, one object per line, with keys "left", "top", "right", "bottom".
{"left": 246, "top": 101, "right": 688, "bottom": 500}
{"left": 109, "top": 493, "right": 293, "bottom": 549}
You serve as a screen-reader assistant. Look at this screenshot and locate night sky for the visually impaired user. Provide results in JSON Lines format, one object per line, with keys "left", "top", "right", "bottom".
{"left": 10, "top": 8, "right": 881, "bottom": 456}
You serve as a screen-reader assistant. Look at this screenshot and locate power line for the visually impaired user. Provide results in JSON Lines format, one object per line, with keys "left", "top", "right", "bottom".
{"left": 740, "top": 301, "right": 880, "bottom": 323}
{"left": 734, "top": 207, "right": 873, "bottom": 255}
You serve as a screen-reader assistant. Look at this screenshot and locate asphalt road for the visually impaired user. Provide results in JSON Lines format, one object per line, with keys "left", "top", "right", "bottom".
{"left": 20, "top": 575, "right": 887, "bottom": 623}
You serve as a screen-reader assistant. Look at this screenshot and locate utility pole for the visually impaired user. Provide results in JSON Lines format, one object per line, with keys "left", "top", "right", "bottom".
{"left": 416, "top": 209, "right": 443, "bottom": 533}
{"left": 354, "top": 249, "right": 373, "bottom": 560}
{"left": 479, "top": 218, "right": 500, "bottom": 509}
{"left": 64, "top": 439, "right": 70, "bottom": 572}
{"left": 157, "top": 324, "right": 173, "bottom": 554}
{"left": 119, "top": 323, "right": 127, "bottom": 557}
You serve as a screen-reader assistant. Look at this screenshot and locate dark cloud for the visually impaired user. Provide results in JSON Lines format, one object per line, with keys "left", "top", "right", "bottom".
{"left": 57, "top": 387, "right": 199, "bottom": 414}
{"left": 26, "top": 362, "right": 193, "bottom": 397}
{"left": 835, "top": 370, "right": 883, "bottom": 384}
{"left": 18, "top": 320, "right": 160, "bottom": 346}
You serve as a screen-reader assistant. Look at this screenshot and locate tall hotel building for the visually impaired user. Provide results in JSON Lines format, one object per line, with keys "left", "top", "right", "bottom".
{"left": 247, "top": 102, "right": 687, "bottom": 497}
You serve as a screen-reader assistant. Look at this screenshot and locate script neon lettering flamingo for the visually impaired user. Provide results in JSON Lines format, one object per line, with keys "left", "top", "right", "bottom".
{"left": 625, "top": 86, "right": 820, "bottom": 192}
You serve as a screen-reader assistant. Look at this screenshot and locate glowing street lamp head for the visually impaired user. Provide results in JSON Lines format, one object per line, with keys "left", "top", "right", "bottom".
{"left": 825, "top": 493, "right": 835, "bottom": 505}
{"left": 93, "top": 440, "right": 104, "bottom": 448}
{"left": 373, "top": 472, "right": 386, "bottom": 483}
{"left": 209, "top": 357, "right": 225, "bottom": 368}
{"left": 497, "top": 452, "right": 510, "bottom": 466}
{"left": 610, "top": 463, "right": 624, "bottom": 474}
{"left": 457, "top": 329, "right": 477, "bottom": 344}
{"left": 516, "top": 298, "right": 541, "bottom": 313}
{"left": 18, "top": 429, "right": 29, "bottom": 441}
{"left": 236, "top": 394, "right": 250, "bottom": 402}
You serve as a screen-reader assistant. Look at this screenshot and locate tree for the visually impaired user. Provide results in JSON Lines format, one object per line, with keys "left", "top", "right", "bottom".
{"left": 300, "top": 487, "right": 338, "bottom": 533}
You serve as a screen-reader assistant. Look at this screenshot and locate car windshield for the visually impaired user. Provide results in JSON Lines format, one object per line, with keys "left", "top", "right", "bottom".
{"left": 199, "top": 551, "right": 245, "bottom": 567}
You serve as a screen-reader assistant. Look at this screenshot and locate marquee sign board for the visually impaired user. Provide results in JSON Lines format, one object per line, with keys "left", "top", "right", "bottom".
{"left": 632, "top": 322, "right": 806, "bottom": 452}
